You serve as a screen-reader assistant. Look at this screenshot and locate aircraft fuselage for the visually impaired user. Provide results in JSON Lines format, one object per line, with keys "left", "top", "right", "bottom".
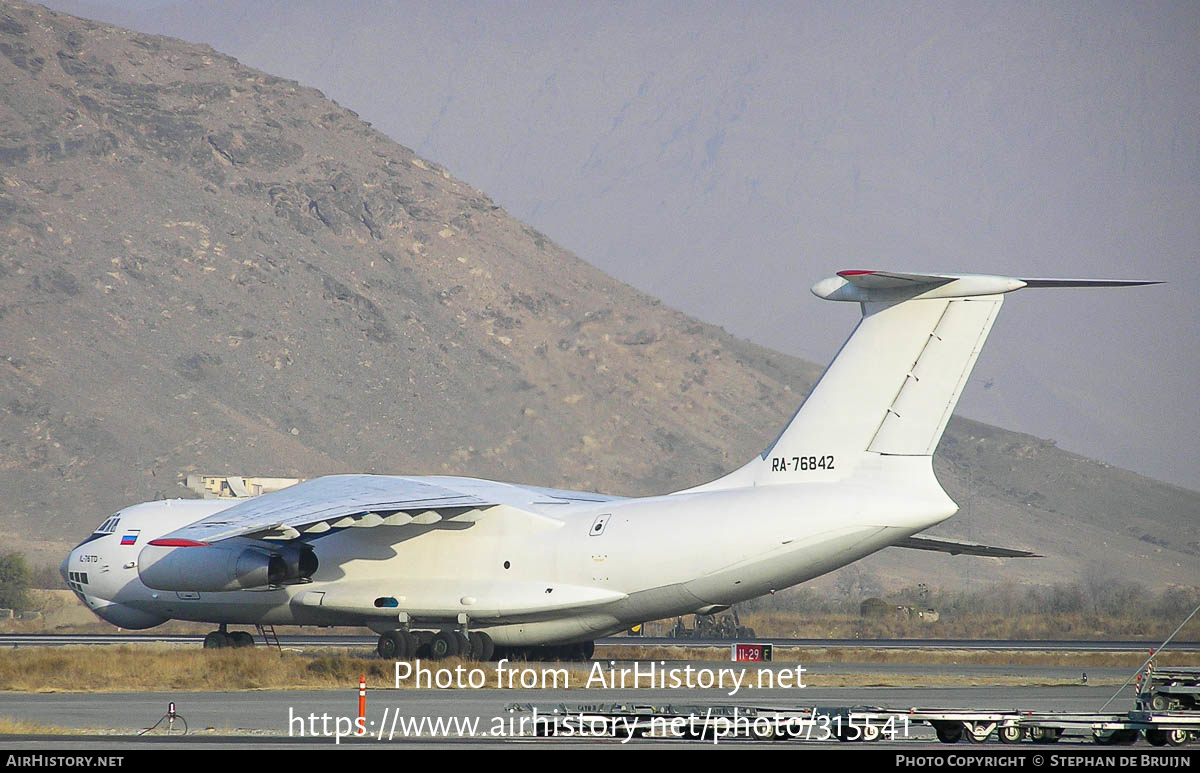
{"left": 64, "top": 469, "right": 955, "bottom": 645}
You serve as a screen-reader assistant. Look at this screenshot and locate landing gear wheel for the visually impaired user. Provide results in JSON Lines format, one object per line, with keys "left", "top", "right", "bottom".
{"left": 860, "top": 722, "right": 882, "bottom": 742}
{"left": 1146, "top": 729, "right": 1169, "bottom": 747}
{"left": 377, "top": 631, "right": 406, "bottom": 659}
{"left": 230, "top": 631, "right": 255, "bottom": 648}
{"left": 1149, "top": 693, "right": 1171, "bottom": 712}
{"left": 469, "top": 632, "right": 494, "bottom": 662}
{"left": 934, "top": 723, "right": 963, "bottom": 744}
{"left": 203, "top": 631, "right": 232, "bottom": 649}
{"left": 998, "top": 725, "right": 1023, "bottom": 744}
{"left": 1030, "top": 727, "right": 1062, "bottom": 744}
{"left": 430, "top": 629, "right": 461, "bottom": 660}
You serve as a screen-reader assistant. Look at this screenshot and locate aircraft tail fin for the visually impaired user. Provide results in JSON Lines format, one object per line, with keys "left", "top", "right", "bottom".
{"left": 686, "top": 270, "right": 1159, "bottom": 492}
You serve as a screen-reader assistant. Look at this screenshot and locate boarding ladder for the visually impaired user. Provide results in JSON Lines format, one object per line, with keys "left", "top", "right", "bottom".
{"left": 256, "top": 624, "right": 282, "bottom": 653}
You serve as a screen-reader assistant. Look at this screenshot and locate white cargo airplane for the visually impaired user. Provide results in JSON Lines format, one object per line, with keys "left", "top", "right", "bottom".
{"left": 63, "top": 270, "right": 1156, "bottom": 660}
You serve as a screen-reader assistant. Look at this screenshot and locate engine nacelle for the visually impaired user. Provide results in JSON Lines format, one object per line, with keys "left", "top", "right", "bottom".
{"left": 138, "top": 540, "right": 279, "bottom": 592}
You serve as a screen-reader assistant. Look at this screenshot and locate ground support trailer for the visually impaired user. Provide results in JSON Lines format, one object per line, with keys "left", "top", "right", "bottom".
{"left": 1138, "top": 668, "right": 1200, "bottom": 713}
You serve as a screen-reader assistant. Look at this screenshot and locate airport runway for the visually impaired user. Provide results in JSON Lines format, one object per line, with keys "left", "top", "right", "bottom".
{"left": 2, "top": 633, "right": 1195, "bottom": 651}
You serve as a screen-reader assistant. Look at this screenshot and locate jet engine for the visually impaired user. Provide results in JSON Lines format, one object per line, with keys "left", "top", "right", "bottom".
{"left": 272, "top": 543, "right": 319, "bottom": 585}
{"left": 138, "top": 539, "right": 317, "bottom": 592}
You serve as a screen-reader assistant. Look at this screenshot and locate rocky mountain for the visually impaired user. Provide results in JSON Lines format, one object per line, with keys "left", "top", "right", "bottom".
{"left": 0, "top": 1, "right": 1195, "bottom": 594}
{"left": 43, "top": 0, "right": 1200, "bottom": 495}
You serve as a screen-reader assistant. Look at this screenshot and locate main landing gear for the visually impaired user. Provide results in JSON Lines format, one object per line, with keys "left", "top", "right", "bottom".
{"left": 202, "top": 624, "right": 255, "bottom": 649}
{"left": 376, "top": 629, "right": 496, "bottom": 661}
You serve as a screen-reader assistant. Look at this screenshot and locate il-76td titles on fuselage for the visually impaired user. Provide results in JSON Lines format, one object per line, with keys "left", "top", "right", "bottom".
{"left": 63, "top": 270, "right": 1157, "bottom": 660}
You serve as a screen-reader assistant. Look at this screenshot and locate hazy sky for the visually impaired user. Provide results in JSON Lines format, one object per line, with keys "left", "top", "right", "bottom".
{"left": 46, "top": 0, "right": 1200, "bottom": 490}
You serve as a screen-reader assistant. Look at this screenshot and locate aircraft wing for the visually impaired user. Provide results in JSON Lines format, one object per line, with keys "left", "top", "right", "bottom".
{"left": 893, "top": 535, "right": 1041, "bottom": 558}
{"left": 156, "top": 474, "right": 504, "bottom": 544}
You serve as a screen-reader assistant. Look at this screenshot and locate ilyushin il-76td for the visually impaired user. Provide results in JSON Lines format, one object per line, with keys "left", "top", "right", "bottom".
{"left": 63, "top": 270, "right": 1156, "bottom": 660}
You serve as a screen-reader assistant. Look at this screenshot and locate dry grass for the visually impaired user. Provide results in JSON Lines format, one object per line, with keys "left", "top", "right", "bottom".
{"left": 0, "top": 715, "right": 77, "bottom": 735}
{"left": 0, "top": 645, "right": 598, "bottom": 693}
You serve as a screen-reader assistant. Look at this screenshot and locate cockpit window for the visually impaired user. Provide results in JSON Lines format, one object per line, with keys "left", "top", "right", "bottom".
{"left": 94, "top": 515, "right": 120, "bottom": 534}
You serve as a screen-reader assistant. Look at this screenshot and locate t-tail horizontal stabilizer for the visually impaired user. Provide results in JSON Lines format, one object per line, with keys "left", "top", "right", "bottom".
{"left": 812, "top": 270, "right": 1160, "bottom": 302}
